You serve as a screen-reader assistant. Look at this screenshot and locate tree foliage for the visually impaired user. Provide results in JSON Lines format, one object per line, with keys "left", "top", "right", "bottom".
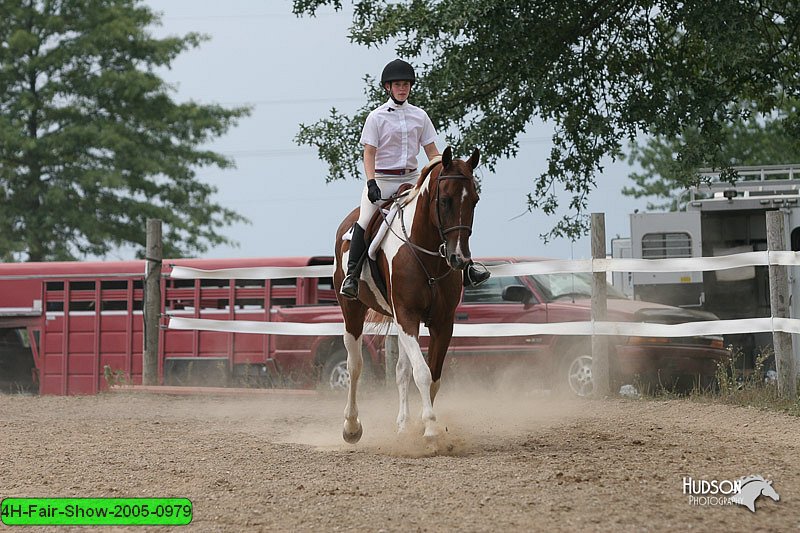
{"left": 292, "top": 0, "right": 800, "bottom": 240}
{"left": 623, "top": 100, "right": 800, "bottom": 211}
{"left": 0, "top": 0, "right": 250, "bottom": 261}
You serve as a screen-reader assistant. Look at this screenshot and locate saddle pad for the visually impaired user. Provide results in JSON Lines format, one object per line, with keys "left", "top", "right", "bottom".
{"left": 339, "top": 205, "right": 399, "bottom": 261}
{"left": 367, "top": 204, "right": 400, "bottom": 260}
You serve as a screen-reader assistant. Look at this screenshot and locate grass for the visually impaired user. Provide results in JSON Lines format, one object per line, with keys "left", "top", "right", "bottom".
{"left": 103, "top": 365, "right": 131, "bottom": 387}
{"left": 633, "top": 346, "right": 800, "bottom": 417}
{"left": 698, "top": 347, "right": 800, "bottom": 416}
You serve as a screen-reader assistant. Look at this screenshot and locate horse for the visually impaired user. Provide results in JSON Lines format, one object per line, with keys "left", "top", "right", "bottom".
{"left": 731, "top": 475, "right": 780, "bottom": 512}
{"left": 333, "top": 146, "right": 481, "bottom": 443}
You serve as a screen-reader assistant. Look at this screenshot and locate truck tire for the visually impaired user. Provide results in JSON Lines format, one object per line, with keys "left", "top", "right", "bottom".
{"left": 321, "top": 347, "right": 375, "bottom": 392}
{"left": 558, "top": 343, "right": 595, "bottom": 398}
{"left": 322, "top": 348, "right": 350, "bottom": 391}
{"left": 557, "top": 342, "right": 620, "bottom": 398}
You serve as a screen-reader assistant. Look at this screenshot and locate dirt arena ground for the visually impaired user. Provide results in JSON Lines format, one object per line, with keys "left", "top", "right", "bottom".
{"left": 1, "top": 379, "right": 798, "bottom": 532}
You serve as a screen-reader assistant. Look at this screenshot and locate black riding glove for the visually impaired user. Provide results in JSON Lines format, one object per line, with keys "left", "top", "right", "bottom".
{"left": 367, "top": 179, "right": 382, "bottom": 203}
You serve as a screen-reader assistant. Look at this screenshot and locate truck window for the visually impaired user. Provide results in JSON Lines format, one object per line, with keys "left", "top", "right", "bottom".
{"left": 792, "top": 228, "right": 800, "bottom": 252}
{"left": 641, "top": 232, "right": 692, "bottom": 259}
{"left": 463, "top": 276, "right": 527, "bottom": 304}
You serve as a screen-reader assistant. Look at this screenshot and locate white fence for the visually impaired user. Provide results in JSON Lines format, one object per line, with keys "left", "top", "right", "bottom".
{"left": 166, "top": 251, "right": 800, "bottom": 338}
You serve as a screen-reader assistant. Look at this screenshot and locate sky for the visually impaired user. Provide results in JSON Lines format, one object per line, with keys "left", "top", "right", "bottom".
{"left": 139, "top": 0, "right": 648, "bottom": 262}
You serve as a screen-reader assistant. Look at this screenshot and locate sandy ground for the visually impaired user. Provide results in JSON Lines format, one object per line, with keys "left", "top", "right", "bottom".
{"left": 1, "top": 378, "right": 798, "bottom": 532}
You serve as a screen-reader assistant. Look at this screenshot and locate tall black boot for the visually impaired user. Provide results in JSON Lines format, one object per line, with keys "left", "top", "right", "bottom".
{"left": 340, "top": 224, "right": 367, "bottom": 299}
{"left": 464, "top": 260, "right": 491, "bottom": 287}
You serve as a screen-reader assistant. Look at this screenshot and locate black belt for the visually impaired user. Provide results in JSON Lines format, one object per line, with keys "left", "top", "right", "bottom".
{"left": 375, "top": 168, "right": 416, "bottom": 175}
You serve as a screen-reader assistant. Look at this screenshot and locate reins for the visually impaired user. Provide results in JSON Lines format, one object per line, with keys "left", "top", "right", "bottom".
{"left": 379, "top": 169, "right": 476, "bottom": 326}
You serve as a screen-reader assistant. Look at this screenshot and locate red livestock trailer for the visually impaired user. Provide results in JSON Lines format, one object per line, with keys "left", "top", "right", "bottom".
{"left": 0, "top": 256, "right": 336, "bottom": 395}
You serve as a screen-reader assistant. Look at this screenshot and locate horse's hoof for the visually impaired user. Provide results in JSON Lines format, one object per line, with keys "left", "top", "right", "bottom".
{"left": 423, "top": 426, "right": 441, "bottom": 440}
{"left": 343, "top": 421, "right": 363, "bottom": 444}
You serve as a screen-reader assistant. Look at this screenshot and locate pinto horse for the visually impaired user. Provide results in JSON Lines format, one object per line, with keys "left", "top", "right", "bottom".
{"left": 333, "top": 146, "right": 481, "bottom": 443}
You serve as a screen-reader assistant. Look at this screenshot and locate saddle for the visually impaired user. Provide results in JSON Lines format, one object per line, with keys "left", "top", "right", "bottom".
{"left": 364, "top": 183, "right": 415, "bottom": 249}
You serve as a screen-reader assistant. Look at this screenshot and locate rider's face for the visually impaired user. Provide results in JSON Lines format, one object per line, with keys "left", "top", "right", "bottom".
{"left": 385, "top": 80, "right": 412, "bottom": 102}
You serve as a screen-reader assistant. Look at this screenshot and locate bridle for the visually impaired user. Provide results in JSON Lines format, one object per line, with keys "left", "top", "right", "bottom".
{"left": 434, "top": 173, "right": 475, "bottom": 258}
{"left": 392, "top": 170, "right": 476, "bottom": 267}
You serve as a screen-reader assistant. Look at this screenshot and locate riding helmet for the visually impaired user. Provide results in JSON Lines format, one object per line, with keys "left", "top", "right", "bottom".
{"left": 380, "top": 59, "right": 415, "bottom": 86}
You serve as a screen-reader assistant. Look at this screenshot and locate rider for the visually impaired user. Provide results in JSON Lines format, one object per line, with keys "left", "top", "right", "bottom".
{"left": 340, "top": 59, "right": 490, "bottom": 299}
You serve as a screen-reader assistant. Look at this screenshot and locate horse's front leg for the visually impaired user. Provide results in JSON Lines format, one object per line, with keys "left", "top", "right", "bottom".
{"left": 395, "top": 322, "right": 439, "bottom": 439}
{"left": 342, "top": 330, "right": 364, "bottom": 444}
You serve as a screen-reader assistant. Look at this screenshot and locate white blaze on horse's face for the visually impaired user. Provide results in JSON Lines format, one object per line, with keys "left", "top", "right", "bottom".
{"left": 454, "top": 187, "right": 472, "bottom": 265}
{"left": 435, "top": 166, "right": 479, "bottom": 271}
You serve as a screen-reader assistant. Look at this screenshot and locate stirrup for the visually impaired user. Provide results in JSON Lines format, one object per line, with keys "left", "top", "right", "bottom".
{"left": 340, "top": 273, "right": 359, "bottom": 299}
{"left": 465, "top": 262, "right": 490, "bottom": 287}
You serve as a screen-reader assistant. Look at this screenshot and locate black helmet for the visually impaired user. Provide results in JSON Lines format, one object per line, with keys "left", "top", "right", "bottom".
{"left": 380, "top": 59, "right": 415, "bottom": 86}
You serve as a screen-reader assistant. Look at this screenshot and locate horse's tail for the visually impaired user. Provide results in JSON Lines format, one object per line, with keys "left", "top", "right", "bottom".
{"left": 365, "top": 309, "right": 394, "bottom": 343}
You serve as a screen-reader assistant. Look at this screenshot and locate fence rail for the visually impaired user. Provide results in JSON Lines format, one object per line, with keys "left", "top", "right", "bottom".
{"left": 164, "top": 251, "right": 800, "bottom": 338}
{"left": 168, "top": 251, "right": 800, "bottom": 281}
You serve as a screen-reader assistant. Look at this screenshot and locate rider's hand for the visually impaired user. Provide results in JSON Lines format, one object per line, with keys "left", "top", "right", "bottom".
{"left": 367, "top": 179, "right": 382, "bottom": 203}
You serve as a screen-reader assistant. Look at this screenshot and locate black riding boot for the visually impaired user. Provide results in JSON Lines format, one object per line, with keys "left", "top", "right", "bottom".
{"left": 340, "top": 224, "right": 367, "bottom": 299}
{"left": 464, "top": 261, "right": 491, "bottom": 287}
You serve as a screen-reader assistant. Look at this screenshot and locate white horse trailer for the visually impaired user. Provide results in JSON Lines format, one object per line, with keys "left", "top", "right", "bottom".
{"left": 610, "top": 237, "right": 633, "bottom": 298}
{"left": 617, "top": 164, "right": 800, "bottom": 368}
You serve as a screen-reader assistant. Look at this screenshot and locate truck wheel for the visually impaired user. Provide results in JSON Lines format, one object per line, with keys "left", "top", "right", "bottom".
{"left": 321, "top": 347, "right": 374, "bottom": 391}
{"left": 559, "top": 344, "right": 595, "bottom": 398}
{"left": 322, "top": 349, "right": 350, "bottom": 391}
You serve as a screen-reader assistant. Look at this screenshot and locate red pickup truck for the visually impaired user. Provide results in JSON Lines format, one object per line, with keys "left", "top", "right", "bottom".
{"left": 272, "top": 258, "right": 729, "bottom": 396}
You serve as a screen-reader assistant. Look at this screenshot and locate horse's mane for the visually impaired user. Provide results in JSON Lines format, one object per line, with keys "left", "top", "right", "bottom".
{"left": 416, "top": 155, "right": 443, "bottom": 189}
{"left": 392, "top": 156, "right": 442, "bottom": 207}
{"left": 739, "top": 475, "right": 768, "bottom": 486}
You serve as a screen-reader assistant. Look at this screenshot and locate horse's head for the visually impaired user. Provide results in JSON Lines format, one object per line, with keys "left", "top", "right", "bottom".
{"left": 762, "top": 480, "right": 780, "bottom": 502}
{"left": 430, "top": 146, "right": 480, "bottom": 270}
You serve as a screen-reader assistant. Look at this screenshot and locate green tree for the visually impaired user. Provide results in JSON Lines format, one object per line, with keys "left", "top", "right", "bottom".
{"left": 623, "top": 101, "right": 800, "bottom": 211}
{"left": 0, "top": 0, "right": 250, "bottom": 261}
{"left": 292, "top": 0, "right": 800, "bottom": 241}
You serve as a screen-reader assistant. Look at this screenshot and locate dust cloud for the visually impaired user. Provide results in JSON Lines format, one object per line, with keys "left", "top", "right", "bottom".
{"left": 272, "top": 366, "right": 586, "bottom": 458}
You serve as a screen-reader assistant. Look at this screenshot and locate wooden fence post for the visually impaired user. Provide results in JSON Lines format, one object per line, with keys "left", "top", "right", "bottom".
{"left": 766, "top": 211, "right": 797, "bottom": 400}
{"left": 385, "top": 335, "right": 398, "bottom": 386}
{"left": 142, "top": 219, "right": 162, "bottom": 386}
{"left": 591, "top": 213, "right": 611, "bottom": 397}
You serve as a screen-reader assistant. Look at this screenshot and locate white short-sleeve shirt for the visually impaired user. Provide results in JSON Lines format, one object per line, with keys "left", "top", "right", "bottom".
{"left": 360, "top": 99, "right": 437, "bottom": 171}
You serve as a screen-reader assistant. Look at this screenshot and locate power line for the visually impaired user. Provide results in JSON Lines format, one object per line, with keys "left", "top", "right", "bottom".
{"left": 219, "top": 148, "right": 314, "bottom": 159}
{"left": 162, "top": 12, "right": 347, "bottom": 21}
{"left": 221, "top": 97, "right": 364, "bottom": 107}
{"left": 216, "top": 135, "right": 553, "bottom": 159}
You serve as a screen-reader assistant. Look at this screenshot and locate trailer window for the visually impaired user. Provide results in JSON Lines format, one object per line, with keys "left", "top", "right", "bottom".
{"left": 270, "top": 278, "right": 297, "bottom": 306}
{"left": 69, "top": 281, "right": 96, "bottom": 312}
{"left": 101, "top": 280, "right": 128, "bottom": 290}
{"left": 314, "top": 276, "right": 337, "bottom": 304}
{"left": 101, "top": 300, "right": 128, "bottom": 311}
{"left": 641, "top": 232, "right": 692, "bottom": 259}
{"left": 235, "top": 279, "right": 265, "bottom": 288}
